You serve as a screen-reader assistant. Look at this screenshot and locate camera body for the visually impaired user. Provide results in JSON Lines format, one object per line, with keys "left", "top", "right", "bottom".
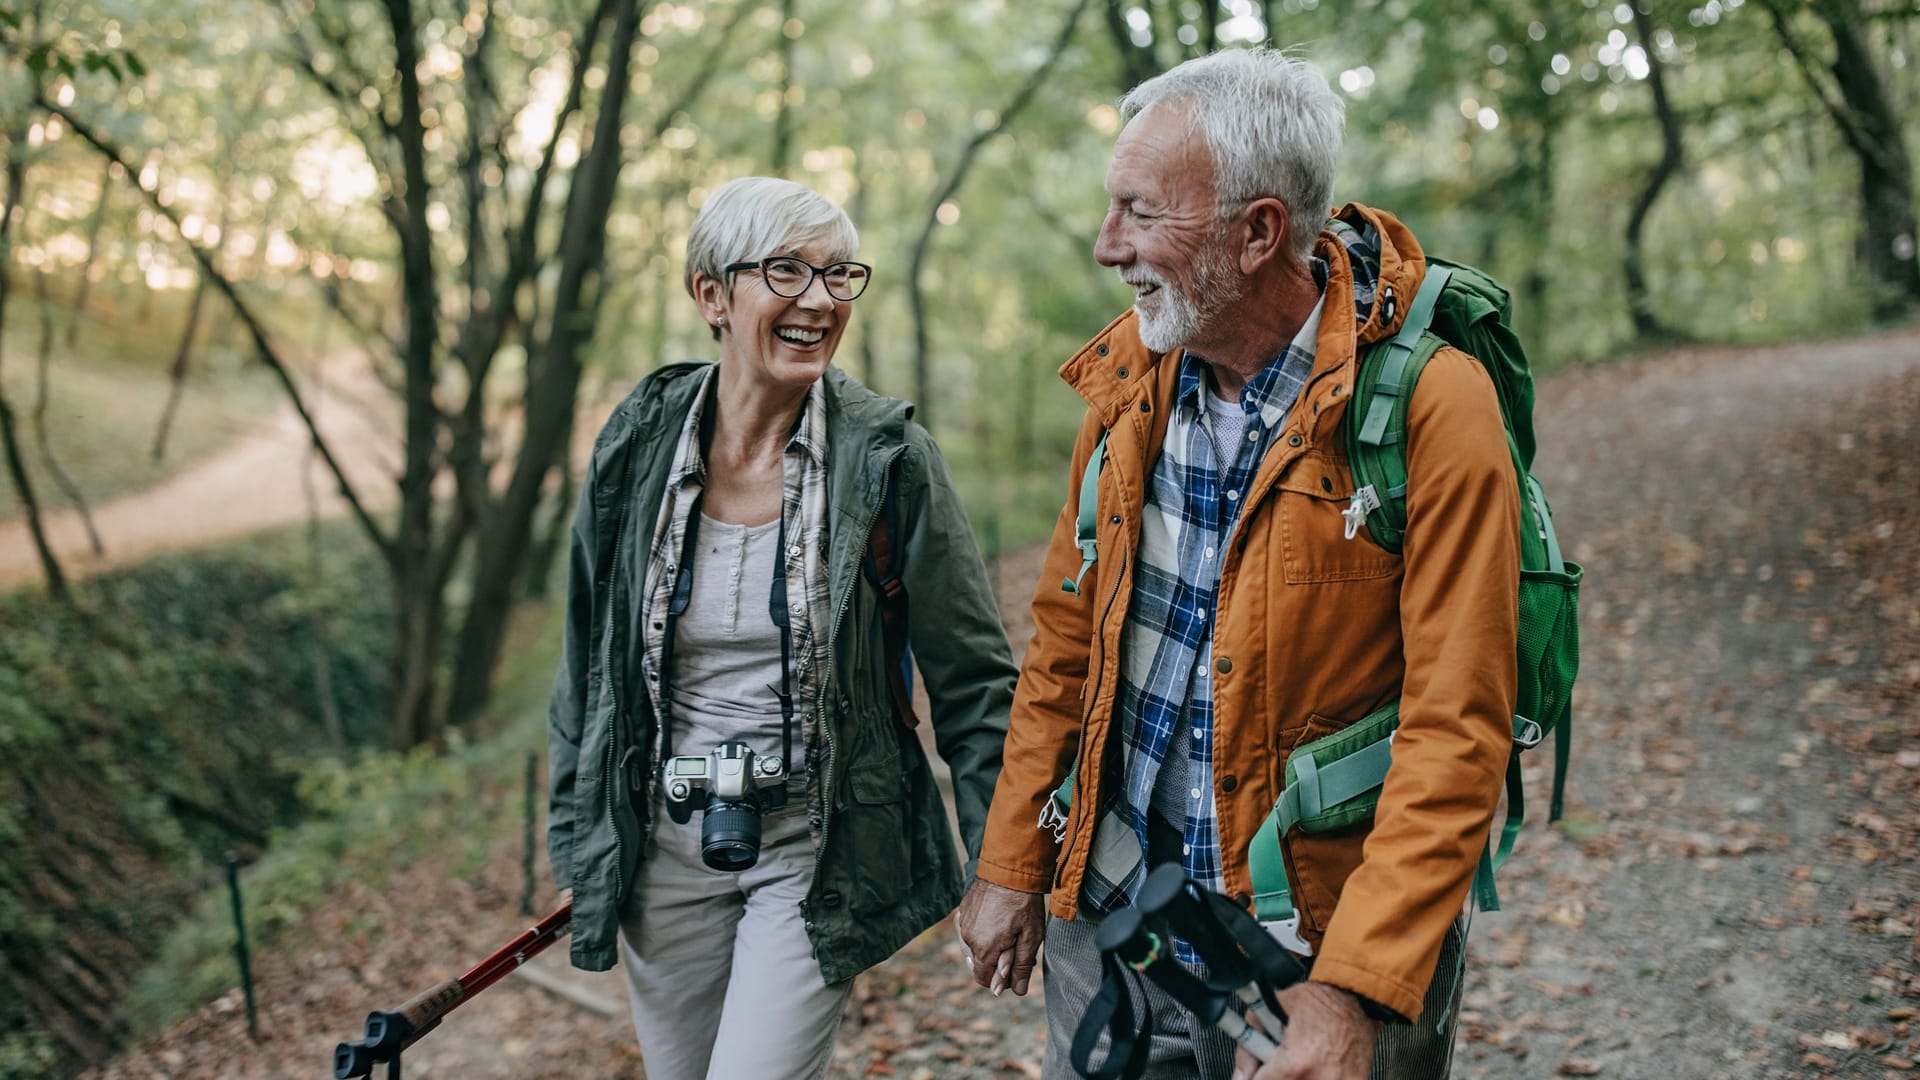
{"left": 661, "top": 742, "right": 788, "bottom": 870}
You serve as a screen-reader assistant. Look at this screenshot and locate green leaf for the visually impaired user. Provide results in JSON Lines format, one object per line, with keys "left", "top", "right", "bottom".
{"left": 23, "top": 47, "right": 47, "bottom": 74}
{"left": 124, "top": 50, "right": 147, "bottom": 78}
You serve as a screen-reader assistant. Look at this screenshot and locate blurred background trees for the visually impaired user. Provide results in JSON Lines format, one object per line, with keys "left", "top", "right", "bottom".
{"left": 2, "top": 0, "right": 1915, "bottom": 750}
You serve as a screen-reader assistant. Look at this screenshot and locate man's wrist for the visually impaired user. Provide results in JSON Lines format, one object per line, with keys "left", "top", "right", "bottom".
{"left": 1307, "top": 980, "right": 1397, "bottom": 1025}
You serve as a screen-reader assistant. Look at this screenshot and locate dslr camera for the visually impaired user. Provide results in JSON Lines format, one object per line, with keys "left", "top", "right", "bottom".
{"left": 662, "top": 742, "right": 788, "bottom": 871}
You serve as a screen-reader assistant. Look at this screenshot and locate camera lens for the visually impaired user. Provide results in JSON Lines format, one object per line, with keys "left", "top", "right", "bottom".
{"left": 700, "top": 799, "right": 763, "bottom": 871}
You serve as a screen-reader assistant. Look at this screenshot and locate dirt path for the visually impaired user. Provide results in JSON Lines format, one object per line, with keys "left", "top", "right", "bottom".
{"left": 0, "top": 360, "right": 399, "bottom": 590}
{"left": 84, "top": 328, "right": 1920, "bottom": 1078}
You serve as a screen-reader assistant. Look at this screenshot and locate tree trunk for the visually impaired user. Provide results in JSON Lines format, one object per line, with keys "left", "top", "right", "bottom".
{"left": 1623, "top": 3, "right": 1685, "bottom": 341}
{"left": 523, "top": 445, "right": 574, "bottom": 600}
{"left": 444, "top": 0, "right": 645, "bottom": 730}
{"left": 151, "top": 111, "right": 247, "bottom": 462}
{"left": 850, "top": 144, "right": 877, "bottom": 387}
{"left": 1104, "top": 0, "right": 1160, "bottom": 91}
{"left": 1821, "top": 3, "right": 1920, "bottom": 317}
{"left": 0, "top": 123, "right": 70, "bottom": 603}
{"left": 1770, "top": 0, "right": 1920, "bottom": 319}
{"left": 31, "top": 257, "right": 103, "bottom": 555}
{"left": 150, "top": 271, "right": 209, "bottom": 460}
{"left": 385, "top": 0, "right": 450, "bottom": 748}
{"left": 772, "top": 0, "right": 796, "bottom": 175}
{"left": 303, "top": 317, "right": 347, "bottom": 754}
{"left": 64, "top": 159, "right": 111, "bottom": 348}
{"left": 909, "top": 0, "right": 1091, "bottom": 429}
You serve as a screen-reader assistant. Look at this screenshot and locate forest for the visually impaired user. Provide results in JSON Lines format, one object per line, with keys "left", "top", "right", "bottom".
{"left": 2, "top": 0, "right": 1918, "bottom": 1076}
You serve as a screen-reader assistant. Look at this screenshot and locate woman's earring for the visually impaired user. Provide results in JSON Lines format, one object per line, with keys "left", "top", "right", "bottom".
{"left": 716, "top": 316, "right": 728, "bottom": 328}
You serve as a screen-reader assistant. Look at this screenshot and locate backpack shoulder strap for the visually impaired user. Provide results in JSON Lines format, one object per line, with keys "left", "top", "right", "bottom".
{"left": 1345, "top": 265, "right": 1453, "bottom": 553}
{"left": 1062, "top": 430, "right": 1109, "bottom": 594}
{"left": 865, "top": 457, "right": 919, "bottom": 729}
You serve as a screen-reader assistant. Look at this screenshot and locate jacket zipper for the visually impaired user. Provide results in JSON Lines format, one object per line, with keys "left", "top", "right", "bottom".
{"left": 599, "top": 425, "right": 641, "bottom": 904}
{"left": 810, "top": 446, "right": 909, "bottom": 900}
{"left": 1067, "top": 527, "right": 1130, "bottom": 849}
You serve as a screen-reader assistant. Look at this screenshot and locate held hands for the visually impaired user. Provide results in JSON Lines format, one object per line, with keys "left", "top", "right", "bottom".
{"left": 954, "top": 879, "right": 1047, "bottom": 997}
{"left": 1234, "top": 982, "right": 1378, "bottom": 1080}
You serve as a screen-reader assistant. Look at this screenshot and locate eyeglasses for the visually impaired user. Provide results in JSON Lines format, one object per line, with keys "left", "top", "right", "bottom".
{"left": 724, "top": 257, "right": 873, "bottom": 301}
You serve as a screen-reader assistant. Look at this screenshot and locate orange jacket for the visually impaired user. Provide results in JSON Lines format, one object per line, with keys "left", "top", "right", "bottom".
{"left": 975, "top": 205, "right": 1519, "bottom": 1020}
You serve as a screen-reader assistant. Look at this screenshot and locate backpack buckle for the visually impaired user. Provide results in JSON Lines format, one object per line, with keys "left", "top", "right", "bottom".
{"left": 1342, "top": 485, "right": 1381, "bottom": 541}
{"left": 1512, "top": 715, "right": 1543, "bottom": 749}
{"left": 1037, "top": 795, "right": 1070, "bottom": 844}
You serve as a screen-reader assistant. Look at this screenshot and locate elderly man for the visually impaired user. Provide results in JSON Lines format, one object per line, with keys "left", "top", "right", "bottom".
{"left": 956, "top": 48, "right": 1520, "bottom": 1080}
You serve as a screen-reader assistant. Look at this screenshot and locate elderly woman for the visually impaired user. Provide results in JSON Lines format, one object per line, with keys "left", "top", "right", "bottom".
{"left": 545, "top": 176, "right": 1016, "bottom": 1079}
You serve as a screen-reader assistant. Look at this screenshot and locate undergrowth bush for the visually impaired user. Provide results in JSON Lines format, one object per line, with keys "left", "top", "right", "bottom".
{"left": 0, "top": 528, "right": 391, "bottom": 1079}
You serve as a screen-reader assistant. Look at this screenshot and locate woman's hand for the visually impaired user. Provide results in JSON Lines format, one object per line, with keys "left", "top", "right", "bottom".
{"left": 954, "top": 879, "right": 1047, "bottom": 997}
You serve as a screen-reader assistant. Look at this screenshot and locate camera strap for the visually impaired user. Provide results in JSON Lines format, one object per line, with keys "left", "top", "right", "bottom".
{"left": 659, "top": 489, "right": 798, "bottom": 777}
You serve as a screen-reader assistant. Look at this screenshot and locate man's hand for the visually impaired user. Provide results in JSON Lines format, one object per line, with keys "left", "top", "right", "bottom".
{"left": 1235, "top": 981, "right": 1378, "bottom": 1080}
{"left": 954, "top": 879, "right": 1047, "bottom": 997}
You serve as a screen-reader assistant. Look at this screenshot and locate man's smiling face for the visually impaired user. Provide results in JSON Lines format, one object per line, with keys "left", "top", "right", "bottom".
{"left": 1094, "top": 103, "right": 1248, "bottom": 355}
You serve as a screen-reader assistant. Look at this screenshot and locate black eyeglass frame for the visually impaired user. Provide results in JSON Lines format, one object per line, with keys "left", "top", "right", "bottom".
{"left": 723, "top": 257, "right": 873, "bottom": 301}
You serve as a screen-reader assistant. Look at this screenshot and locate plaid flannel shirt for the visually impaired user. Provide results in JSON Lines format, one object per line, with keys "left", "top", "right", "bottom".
{"left": 638, "top": 368, "right": 832, "bottom": 781}
{"left": 1083, "top": 291, "right": 1331, "bottom": 962}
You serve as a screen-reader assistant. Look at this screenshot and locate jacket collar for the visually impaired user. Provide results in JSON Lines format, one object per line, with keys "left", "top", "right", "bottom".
{"left": 820, "top": 365, "right": 913, "bottom": 504}
{"left": 597, "top": 361, "right": 905, "bottom": 476}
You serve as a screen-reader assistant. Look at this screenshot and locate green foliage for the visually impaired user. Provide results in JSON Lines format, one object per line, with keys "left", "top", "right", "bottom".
{"left": 0, "top": 5, "right": 144, "bottom": 85}
{"left": 6, "top": 0, "right": 1912, "bottom": 522}
{"left": 0, "top": 1029, "right": 60, "bottom": 1080}
{"left": 0, "top": 525, "right": 392, "bottom": 1073}
{"left": 121, "top": 622, "right": 564, "bottom": 1037}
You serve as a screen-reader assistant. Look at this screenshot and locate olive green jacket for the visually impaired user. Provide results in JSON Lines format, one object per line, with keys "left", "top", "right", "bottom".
{"left": 547, "top": 362, "right": 1015, "bottom": 981}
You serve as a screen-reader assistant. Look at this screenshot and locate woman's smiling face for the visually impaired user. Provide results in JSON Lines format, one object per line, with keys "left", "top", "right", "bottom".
{"left": 695, "top": 239, "right": 855, "bottom": 393}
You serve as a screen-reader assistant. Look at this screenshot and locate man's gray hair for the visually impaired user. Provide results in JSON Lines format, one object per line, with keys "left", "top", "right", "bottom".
{"left": 1120, "top": 47, "right": 1345, "bottom": 261}
{"left": 684, "top": 176, "right": 859, "bottom": 300}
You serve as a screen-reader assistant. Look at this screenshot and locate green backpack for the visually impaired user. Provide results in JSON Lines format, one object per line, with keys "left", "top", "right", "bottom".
{"left": 1246, "top": 253, "right": 1582, "bottom": 925}
{"left": 1047, "top": 251, "right": 1582, "bottom": 926}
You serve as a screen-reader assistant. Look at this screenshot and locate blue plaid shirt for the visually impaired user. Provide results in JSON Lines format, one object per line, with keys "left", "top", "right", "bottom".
{"left": 1084, "top": 293, "right": 1328, "bottom": 961}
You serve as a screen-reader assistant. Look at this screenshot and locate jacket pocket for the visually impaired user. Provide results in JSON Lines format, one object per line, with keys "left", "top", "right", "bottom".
{"left": 1276, "top": 455, "right": 1400, "bottom": 584}
{"left": 1278, "top": 710, "right": 1374, "bottom": 938}
{"left": 841, "top": 737, "right": 915, "bottom": 916}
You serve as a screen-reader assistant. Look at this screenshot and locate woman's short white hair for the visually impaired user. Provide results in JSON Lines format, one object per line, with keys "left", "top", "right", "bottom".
{"left": 683, "top": 176, "right": 859, "bottom": 300}
{"left": 1120, "top": 47, "right": 1345, "bottom": 262}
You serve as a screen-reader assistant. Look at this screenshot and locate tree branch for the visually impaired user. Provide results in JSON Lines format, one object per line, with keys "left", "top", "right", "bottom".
{"left": 28, "top": 241, "right": 104, "bottom": 556}
{"left": 909, "top": 0, "right": 1092, "bottom": 426}
{"left": 771, "top": 0, "right": 796, "bottom": 174}
{"left": 1765, "top": 0, "right": 1904, "bottom": 179}
{"left": 639, "top": 0, "right": 747, "bottom": 144}
{"left": 0, "top": 115, "right": 70, "bottom": 602}
{"left": 41, "top": 97, "right": 397, "bottom": 562}
{"left": 1104, "top": 0, "right": 1160, "bottom": 90}
{"left": 278, "top": 0, "right": 398, "bottom": 151}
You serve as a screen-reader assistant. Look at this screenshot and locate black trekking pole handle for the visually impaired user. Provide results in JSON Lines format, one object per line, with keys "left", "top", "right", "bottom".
{"left": 1095, "top": 907, "right": 1283, "bottom": 1063}
{"left": 1136, "top": 863, "right": 1305, "bottom": 1031}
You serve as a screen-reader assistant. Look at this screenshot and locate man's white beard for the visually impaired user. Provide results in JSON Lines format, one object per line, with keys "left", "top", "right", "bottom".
{"left": 1131, "top": 230, "right": 1246, "bottom": 355}
{"left": 1134, "top": 285, "right": 1197, "bottom": 354}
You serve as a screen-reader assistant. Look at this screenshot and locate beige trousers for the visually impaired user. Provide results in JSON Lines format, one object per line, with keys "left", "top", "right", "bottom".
{"left": 618, "top": 795, "right": 853, "bottom": 1080}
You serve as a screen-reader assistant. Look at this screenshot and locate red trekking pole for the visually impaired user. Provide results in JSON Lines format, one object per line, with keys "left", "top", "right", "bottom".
{"left": 331, "top": 902, "right": 573, "bottom": 1078}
